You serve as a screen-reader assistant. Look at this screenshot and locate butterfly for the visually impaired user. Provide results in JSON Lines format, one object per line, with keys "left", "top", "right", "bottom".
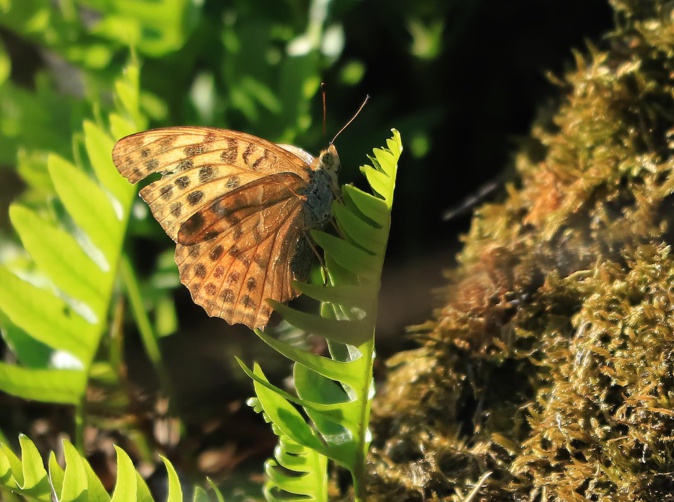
{"left": 112, "top": 127, "right": 340, "bottom": 329}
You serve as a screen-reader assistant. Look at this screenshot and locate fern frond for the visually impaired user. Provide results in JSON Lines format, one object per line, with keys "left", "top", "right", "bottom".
{"left": 241, "top": 130, "right": 402, "bottom": 500}
{"left": 248, "top": 395, "right": 328, "bottom": 502}
{"left": 0, "top": 63, "right": 146, "bottom": 405}
{"left": 0, "top": 435, "right": 225, "bottom": 502}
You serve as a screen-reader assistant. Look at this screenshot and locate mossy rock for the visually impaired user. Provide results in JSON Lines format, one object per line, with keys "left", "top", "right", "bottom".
{"left": 368, "top": 1, "right": 674, "bottom": 500}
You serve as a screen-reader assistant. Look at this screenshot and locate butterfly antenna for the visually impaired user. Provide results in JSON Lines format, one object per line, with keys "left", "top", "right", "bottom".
{"left": 330, "top": 95, "right": 370, "bottom": 145}
{"left": 321, "top": 82, "right": 327, "bottom": 140}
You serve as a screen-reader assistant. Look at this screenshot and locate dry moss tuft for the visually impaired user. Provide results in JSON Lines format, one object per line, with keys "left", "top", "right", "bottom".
{"left": 368, "top": 1, "right": 674, "bottom": 500}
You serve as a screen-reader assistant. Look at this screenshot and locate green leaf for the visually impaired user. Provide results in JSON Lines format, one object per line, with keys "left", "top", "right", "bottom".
{"left": 292, "top": 283, "right": 370, "bottom": 308}
{"left": 48, "top": 452, "right": 65, "bottom": 497}
{"left": 0, "top": 60, "right": 147, "bottom": 409}
{"left": 110, "top": 446, "right": 137, "bottom": 502}
{"left": 193, "top": 486, "right": 209, "bottom": 502}
{"left": 0, "top": 267, "right": 96, "bottom": 362}
{"left": 78, "top": 444, "right": 110, "bottom": 502}
{"left": 0, "top": 445, "right": 15, "bottom": 489}
{"left": 254, "top": 329, "right": 362, "bottom": 389}
{"left": 311, "top": 231, "right": 378, "bottom": 277}
{"left": 360, "top": 164, "right": 391, "bottom": 201}
{"left": 83, "top": 121, "right": 132, "bottom": 206}
{"left": 16, "top": 435, "right": 51, "bottom": 497}
{"left": 1, "top": 317, "right": 54, "bottom": 368}
{"left": 342, "top": 185, "right": 389, "bottom": 225}
{"left": 0, "top": 363, "right": 85, "bottom": 404}
{"left": 60, "top": 440, "right": 88, "bottom": 502}
{"left": 333, "top": 203, "right": 384, "bottom": 253}
{"left": 294, "top": 364, "right": 349, "bottom": 438}
{"left": 162, "top": 455, "right": 183, "bottom": 502}
{"left": 49, "top": 154, "right": 121, "bottom": 266}
{"left": 9, "top": 205, "right": 107, "bottom": 315}
{"left": 0, "top": 437, "right": 192, "bottom": 502}
{"left": 206, "top": 478, "right": 225, "bottom": 502}
{"left": 250, "top": 364, "right": 325, "bottom": 452}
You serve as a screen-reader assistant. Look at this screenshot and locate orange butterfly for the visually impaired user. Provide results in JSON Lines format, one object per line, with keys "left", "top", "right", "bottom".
{"left": 112, "top": 127, "right": 340, "bottom": 329}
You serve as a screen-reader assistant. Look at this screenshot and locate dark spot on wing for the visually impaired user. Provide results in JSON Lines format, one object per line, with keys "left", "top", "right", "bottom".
{"left": 145, "top": 158, "right": 159, "bottom": 170}
{"left": 209, "top": 245, "right": 224, "bottom": 261}
{"left": 254, "top": 256, "right": 269, "bottom": 268}
{"left": 220, "top": 140, "right": 238, "bottom": 163}
{"left": 225, "top": 176, "right": 240, "bottom": 189}
{"left": 199, "top": 166, "right": 214, "bottom": 183}
{"left": 252, "top": 150, "right": 271, "bottom": 170}
{"left": 182, "top": 212, "right": 205, "bottom": 235}
{"left": 242, "top": 144, "right": 254, "bottom": 165}
{"left": 221, "top": 289, "right": 235, "bottom": 303}
{"left": 241, "top": 295, "right": 256, "bottom": 308}
{"left": 160, "top": 185, "right": 173, "bottom": 200}
{"left": 194, "top": 263, "right": 207, "bottom": 278}
{"left": 187, "top": 191, "right": 204, "bottom": 205}
{"left": 177, "top": 159, "right": 193, "bottom": 172}
{"left": 184, "top": 145, "right": 204, "bottom": 156}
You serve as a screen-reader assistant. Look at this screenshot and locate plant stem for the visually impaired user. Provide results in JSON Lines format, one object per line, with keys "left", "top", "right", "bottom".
{"left": 352, "top": 332, "right": 376, "bottom": 502}
{"left": 119, "top": 254, "right": 175, "bottom": 404}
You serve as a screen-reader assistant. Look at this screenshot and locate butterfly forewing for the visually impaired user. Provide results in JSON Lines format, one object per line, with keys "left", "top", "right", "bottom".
{"left": 113, "top": 127, "right": 312, "bottom": 241}
{"left": 112, "top": 126, "right": 335, "bottom": 330}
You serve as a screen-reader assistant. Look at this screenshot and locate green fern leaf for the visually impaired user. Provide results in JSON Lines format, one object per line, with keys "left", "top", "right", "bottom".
{"left": 0, "top": 435, "right": 52, "bottom": 500}
{"left": 248, "top": 397, "right": 328, "bottom": 502}
{"left": 0, "top": 435, "right": 223, "bottom": 502}
{"left": 244, "top": 130, "right": 402, "bottom": 500}
{"left": 0, "top": 62, "right": 146, "bottom": 405}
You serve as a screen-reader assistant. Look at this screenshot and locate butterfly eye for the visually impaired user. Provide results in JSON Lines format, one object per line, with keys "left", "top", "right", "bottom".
{"left": 321, "top": 152, "right": 341, "bottom": 174}
{"left": 321, "top": 152, "right": 334, "bottom": 168}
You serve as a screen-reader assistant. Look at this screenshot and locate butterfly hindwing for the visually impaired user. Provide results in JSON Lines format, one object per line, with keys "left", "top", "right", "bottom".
{"left": 175, "top": 206, "right": 306, "bottom": 328}
{"left": 176, "top": 172, "right": 306, "bottom": 246}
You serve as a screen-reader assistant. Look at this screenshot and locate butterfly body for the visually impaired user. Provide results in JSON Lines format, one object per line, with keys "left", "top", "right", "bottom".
{"left": 112, "top": 127, "right": 340, "bottom": 329}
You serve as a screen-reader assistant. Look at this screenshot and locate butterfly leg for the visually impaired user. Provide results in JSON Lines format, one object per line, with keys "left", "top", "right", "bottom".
{"left": 329, "top": 217, "right": 347, "bottom": 240}
{"left": 306, "top": 231, "right": 327, "bottom": 270}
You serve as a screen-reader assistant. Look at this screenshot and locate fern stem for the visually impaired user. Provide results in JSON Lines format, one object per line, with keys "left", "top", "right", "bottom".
{"left": 74, "top": 401, "right": 84, "bottom": 453}
{"left": 119, "top": 254, "right": 175, "bottom": 403}
{"left": 352, "top": 335, "right": 375, "bottom": 502}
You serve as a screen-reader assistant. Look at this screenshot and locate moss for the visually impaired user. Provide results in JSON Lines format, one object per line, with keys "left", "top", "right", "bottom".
{"left": 368, "top": 1, "right": 674, "bottom": 500}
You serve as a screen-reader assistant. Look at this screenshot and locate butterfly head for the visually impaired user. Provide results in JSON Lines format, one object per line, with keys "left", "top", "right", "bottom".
{"left": 318, "top": 144, "right": 340, "bottom": 190}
